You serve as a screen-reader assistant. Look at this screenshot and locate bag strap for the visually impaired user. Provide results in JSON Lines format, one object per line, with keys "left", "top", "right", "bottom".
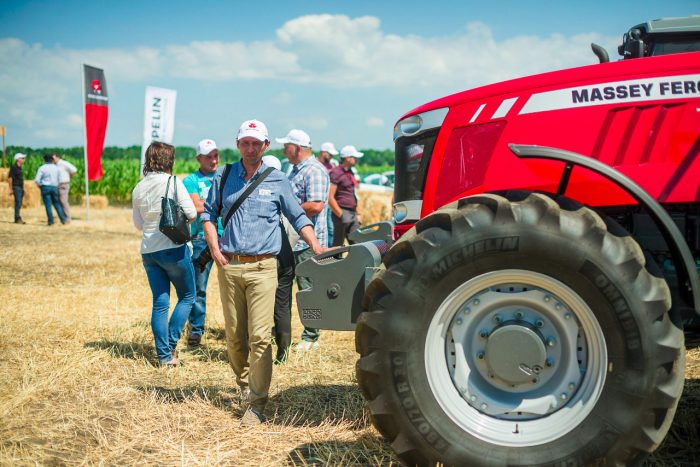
{"left": 163, "top": 175, "right": 179, "bottom": 200}
{"left": 220, "top": 166, "right": 275, "bottom": 232}
{"left": 216, "top": 164, "right": 233, "bottom": 218}
{"left": 163, "top": 175, "right": 172, "bottom": 198}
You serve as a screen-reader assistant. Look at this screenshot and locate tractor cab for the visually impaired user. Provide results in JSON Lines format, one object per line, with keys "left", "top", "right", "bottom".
{"left": 619, "top": 15, "right": 700, "bottom": 59}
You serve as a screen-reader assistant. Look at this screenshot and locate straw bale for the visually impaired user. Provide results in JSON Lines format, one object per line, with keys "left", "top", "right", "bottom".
{"left": 0, "top": 181, "right": 41, "bottom": 208}
{"left": 357, "top": 189, "right": 393, "bottom": 225}
{"left": 80, "top": 195, "right": 109, "bottom": 209}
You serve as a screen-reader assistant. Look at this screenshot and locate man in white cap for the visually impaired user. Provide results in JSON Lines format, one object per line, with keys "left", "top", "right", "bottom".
{"left": 329, "top": 145, "right": 364, "bottom": 246}
{"left": 183, "top": 139, "right": 222, "bottom": 347}
{"left": 317, "top": 142, "right": 339, "bottom": 172}
{"left": 201, "top": 119, "right": 325, "bottom": 426}
{"left": 276, "top": 129, "right": 330, "bottom": 352}
{"left": 261, "top": 154, "right": 295, "bottom": 363}
{"left": 8, "top": 153, "right": 27, "bottom": 224}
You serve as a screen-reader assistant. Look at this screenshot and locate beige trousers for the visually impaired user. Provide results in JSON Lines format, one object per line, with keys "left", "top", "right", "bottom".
{"left": 217, "top": 257, "right": 278, "bottom": 409}
{"left": 58, "top": 183, "right": 71, "bottom": 220}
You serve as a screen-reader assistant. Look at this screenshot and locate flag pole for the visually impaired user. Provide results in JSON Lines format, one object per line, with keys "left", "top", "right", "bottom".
{"left": 81, "top": 64, "right": 90, "bottom": 221}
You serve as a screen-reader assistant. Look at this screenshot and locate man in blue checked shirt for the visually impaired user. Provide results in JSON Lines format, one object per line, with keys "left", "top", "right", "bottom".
{"left": 276, "top": 129, "right": 330, "bottom": 353}
{"left": 201, "top": 119, "right": 324, "bottom": 427}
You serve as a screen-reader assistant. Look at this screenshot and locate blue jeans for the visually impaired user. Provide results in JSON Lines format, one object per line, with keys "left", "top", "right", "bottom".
{"left": 142, "top": 245, "right": 196, "bottom": 363}
{"left": 12, "top": 186, "right": 23, "bottom": 221}
{"left": 188, "top": 237, "right": 213, "bottom": 336}
{"left": 40, "top": 185, "right": 67, "bottom": 225}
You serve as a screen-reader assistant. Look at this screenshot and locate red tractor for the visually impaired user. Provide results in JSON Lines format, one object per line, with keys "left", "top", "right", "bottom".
{"left": 296, "top": 16, "right": 700, "bottom": 465}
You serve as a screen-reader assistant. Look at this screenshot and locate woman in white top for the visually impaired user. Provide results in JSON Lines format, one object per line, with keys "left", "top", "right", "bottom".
{"left": 132, "top": 142, "right": 197, "bottom": 366}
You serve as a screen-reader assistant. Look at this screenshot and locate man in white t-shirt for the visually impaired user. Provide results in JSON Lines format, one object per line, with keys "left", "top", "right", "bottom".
{"left": 53, "top": 153, "right": 77, "bottom": 222}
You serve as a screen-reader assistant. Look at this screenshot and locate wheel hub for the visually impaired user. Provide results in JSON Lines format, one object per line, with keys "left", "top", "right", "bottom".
{"left": 485, "top": 323, "right": 546, "bottom": 386}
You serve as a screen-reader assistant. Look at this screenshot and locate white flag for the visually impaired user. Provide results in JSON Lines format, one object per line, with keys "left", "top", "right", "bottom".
{"left": 141, "top": 86, "right": 177, "bottom": 171}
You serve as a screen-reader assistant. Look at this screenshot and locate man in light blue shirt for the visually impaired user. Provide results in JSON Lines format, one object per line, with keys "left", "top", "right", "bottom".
{"left": 34, "top": 153, "right": 67, "bottom": 225}
{"left": 201, "top": 119, "right": 324, "bottom": 426}
{"left": 183, "top": 139, "right": 224, "bottom": 346}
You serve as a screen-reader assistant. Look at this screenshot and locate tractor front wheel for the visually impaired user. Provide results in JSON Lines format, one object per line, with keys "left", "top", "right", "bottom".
{"left": 356, "top": 192, "right": 684, "bottom": 466}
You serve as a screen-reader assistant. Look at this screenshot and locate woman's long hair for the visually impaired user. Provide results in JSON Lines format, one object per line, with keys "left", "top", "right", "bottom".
{"left": 142, "top": 142, "right": 175, "bottom": 176}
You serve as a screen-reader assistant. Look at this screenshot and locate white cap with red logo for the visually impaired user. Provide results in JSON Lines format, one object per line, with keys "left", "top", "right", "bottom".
{"left": 196, "top": 139, "right": 217, "bottom": 156}
{"left": 237, "top": 119, "right": 269, "bottom": 142}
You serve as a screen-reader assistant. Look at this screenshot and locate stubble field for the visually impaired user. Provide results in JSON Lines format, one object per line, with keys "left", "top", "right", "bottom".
{"left": 0, "top": 205, "right": 698, "bottom": 466}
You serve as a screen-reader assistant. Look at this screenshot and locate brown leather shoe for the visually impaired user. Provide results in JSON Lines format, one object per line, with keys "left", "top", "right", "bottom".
{"left": 240, "top": 406, "right": 266, "bottom": 426}
{"left": 187, "top": 333, "right": 202, "bottom": 347}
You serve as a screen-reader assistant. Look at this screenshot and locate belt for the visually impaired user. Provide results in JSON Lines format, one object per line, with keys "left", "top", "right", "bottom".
{"left": 223, "top": 253, "right": 275, "bottom": 263}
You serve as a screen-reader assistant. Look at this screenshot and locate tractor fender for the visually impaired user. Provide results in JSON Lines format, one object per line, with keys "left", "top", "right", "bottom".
{"left": 509, "top": 143, "right": 700, "bottom": 316}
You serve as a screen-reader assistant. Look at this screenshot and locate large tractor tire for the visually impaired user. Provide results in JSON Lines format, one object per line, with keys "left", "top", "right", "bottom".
{"left": 356, "top": 192, "right": 685, "bottom": 466}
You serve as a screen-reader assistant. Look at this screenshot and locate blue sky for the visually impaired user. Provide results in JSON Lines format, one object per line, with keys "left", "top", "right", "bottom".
{"left": 1, "top": 0, "right": 697, "bottom": 151}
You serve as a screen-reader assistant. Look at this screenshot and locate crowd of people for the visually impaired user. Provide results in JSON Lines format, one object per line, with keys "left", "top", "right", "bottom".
{"left": 132, "top": 119, "right": 365, "bottom": 426}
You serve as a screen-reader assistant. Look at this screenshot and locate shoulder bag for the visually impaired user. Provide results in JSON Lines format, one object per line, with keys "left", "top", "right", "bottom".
{"left": 159, "top": 175, "right": 192, "bottom": 244}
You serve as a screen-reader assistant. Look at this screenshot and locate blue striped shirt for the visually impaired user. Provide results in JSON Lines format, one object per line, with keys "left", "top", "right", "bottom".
{"left": 201, "top": 161, "right": 312, "bottom": 255}
{"left": 289, "top": 156, "right": 329, "bottom": 250}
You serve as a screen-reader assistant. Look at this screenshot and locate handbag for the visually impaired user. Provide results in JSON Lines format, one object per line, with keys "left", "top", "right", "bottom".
{"left": 159, "top": 175, "right": 191, "bottom": 244}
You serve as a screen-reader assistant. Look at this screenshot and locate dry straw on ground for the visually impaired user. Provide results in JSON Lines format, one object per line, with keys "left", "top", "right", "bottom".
{"left": 0, "top": 203, "right": 698, "bottom": 466}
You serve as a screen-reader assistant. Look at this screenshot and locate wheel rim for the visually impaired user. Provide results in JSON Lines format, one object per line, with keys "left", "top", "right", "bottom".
{"left": 424, "top": 269, "right": 607, "bottom": 447}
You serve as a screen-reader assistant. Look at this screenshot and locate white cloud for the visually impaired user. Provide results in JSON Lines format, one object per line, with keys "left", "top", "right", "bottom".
{"left": 366, "top": 116, "right": 384, "bottom": 127}
{"left": 0, "top": 15, "right": 619, "bottom": 146}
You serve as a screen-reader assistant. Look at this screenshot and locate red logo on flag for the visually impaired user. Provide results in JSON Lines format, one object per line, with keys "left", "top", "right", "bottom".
{"left": 249, "top": 123, "right": 257, "bottom": 128}
{"left": 92, "top": 80, "right": 102, "bottom": 94}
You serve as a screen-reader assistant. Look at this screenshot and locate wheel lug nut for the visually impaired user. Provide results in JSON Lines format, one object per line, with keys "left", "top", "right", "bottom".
{"left": 477, "top": 351, "right": 485, "bottom": 359}
{"left": 514, "top": 311, "right": 524, "bottom": 319}
{"left": 480, "top": 329, "right": 489, "bottom": 338}
{"left": 494, "top": 314, "right": 502, "bottom": 323}
{"left": 547, "top": 337, "right": 556, "bottom": 347}
{"left": 455, "top": 317, "right": 463, "bottom": 325}
{"left": 568, "top": 382, "right": 576, "bottom": 390}
{"left": 470, "top": 395, "right": 477, "bottom": 402}
{"left": 544, "top": 295, "right": 551, "bottom": 302}
{"left": 473, "top": 299, "right": 480, "bottom": 306}
{"left": 535, "top": 319, "right": 544, "bottom": 327}
{"left": 560, "top": 393, "right": 568, "bottom": 400}
{"left": 564, "top": 313, "right": 572, "bottom": 320}
{"left": 545, "top": 358, "right": 554, "bottom": 367}
{"left": 555, "top": 303, "right": 562, "bottom": 310}
{"left": 480, "top": 403, "right": 488, "bottom": 410}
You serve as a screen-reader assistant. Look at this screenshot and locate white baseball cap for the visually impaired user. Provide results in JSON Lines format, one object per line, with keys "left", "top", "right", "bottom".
{"left": 14, "top": 153, "right": 27, "bottom": 161}
{"left": 196, "top": 139, "right": 217, "bottom": 156}
{"left": 320, "top": 142, "right": 339, "bottom": 156}
{"left": 340, "top": 145, "right": 364, "bottom": 158}
{"left": 237, "top": 119, "right": 269, "bottom": 142}
{"left": 262, "top": 155, "right": 282, "bottom": 171}
{"left": 275, "top": 129, "right": 312, "bottom": 148}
